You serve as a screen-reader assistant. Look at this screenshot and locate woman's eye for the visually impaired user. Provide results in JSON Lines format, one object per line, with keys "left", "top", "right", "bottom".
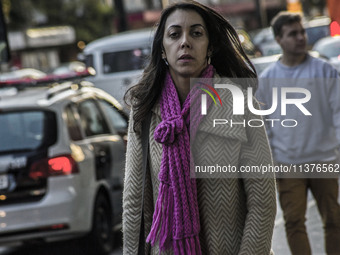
{"left": 169, "top": 32, "right": 179, "bottom": 38}
{"left": 192, "top": 31, "right": 203, "bottom": 37}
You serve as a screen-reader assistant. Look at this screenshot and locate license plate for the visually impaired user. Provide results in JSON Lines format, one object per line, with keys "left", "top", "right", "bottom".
{"left": 0, "top": 175, "right": 8, "bottom": 190}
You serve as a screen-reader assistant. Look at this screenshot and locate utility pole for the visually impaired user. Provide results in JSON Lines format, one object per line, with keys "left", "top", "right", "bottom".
{"left": 255, "top": 0, "right": 267, "bottom": 28}
{"left": 114, "top": 0, "right": 128, "bottom": 32}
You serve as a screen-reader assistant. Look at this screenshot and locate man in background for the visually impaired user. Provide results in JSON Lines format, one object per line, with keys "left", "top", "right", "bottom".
{"left": 256, "top": 12, "right": 340, "bottom": 255}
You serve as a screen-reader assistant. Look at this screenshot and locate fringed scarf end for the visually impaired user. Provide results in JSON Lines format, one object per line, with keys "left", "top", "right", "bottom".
{"left": 172, "top": 236, "right": 201, "bottom": 255}
{"left": 146, "top": 183, "right": 172, "bottom": 247}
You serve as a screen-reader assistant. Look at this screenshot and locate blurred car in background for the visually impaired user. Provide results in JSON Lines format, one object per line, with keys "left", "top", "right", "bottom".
{"left": 51, "top": 61, "right": 86, "bottom": 76}
{"left": 304, "top": 16, "right": 331, "bottom": 46}
{"left": 252, "top": 16, "right": 331, "bottom": 57}
{"left": 312, "top": 36, "right": 340, "bottom": 72}
{"left": 251, "top": 54, "right": 281, "bottom": 75}
{"left": 80, "top": 29, "right": 153, "bottom": 109}
{"left": 0, "top": 74, "right": 128, "bottom": 255}
{"left": 0, "top": 68, "right": 46, "bottom": 81}
{"left": 252, "top": 27, "right": 282, "bottom": 57}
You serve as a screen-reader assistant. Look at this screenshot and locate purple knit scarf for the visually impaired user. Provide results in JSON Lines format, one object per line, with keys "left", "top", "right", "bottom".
{"left": 146, "top": 65, "right": 215, "bottom": 254}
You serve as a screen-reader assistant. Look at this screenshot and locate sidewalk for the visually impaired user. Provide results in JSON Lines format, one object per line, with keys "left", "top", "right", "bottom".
{"left": 272, "top": 191, "right": 326, "bottom": 255}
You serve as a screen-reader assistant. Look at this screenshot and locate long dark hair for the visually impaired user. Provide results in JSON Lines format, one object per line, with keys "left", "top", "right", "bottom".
{"left": 125, "top": 1, "right": 257, "bottom": 132}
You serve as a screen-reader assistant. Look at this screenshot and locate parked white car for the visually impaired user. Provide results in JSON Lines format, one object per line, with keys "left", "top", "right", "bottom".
{"left": 81, "top": 29, "right": 153, "bottom": 109}
{"left": 0, "top": 76, "right": 128, "bottom": 255}
{"left": 0, "top": 68, "right": 46, "bottom": 81}
{"left": 312, "top": 36, "right": 340, "bottom": 72}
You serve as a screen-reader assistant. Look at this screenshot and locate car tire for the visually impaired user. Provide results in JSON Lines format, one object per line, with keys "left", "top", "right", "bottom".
{"left": 81, "top": 193, "right": 113, "bottom": 255}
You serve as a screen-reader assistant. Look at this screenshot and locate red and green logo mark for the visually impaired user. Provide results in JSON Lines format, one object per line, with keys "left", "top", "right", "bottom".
{"left": 199, "top": 84, "right": 222, "bottom": 115}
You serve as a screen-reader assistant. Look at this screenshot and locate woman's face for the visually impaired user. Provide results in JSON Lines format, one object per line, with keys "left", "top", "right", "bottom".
{"left": 162, "top": 9, "right": 210, "bottom": 79}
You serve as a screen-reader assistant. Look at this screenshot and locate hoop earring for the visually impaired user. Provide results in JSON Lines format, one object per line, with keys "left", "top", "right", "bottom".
{"left": 207, "top": 56, "right": 211, "bottom": 65}
{"left": 161, "top": 50, "right": 169, "bottom": 66}
{"left": 163, "top": 58, "right": 169, "bottom": 66}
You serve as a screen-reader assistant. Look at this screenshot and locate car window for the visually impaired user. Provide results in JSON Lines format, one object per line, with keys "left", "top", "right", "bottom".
{"left": 98, "top": 100, "right": 127, "bottom": 132}
{"left": 65, "top": 104, "right": 83, "bottom": 141}
{"left": 306, "top": 25, "right": 330, "bottom": 45}
{"left": 77, "top": 100, "right": 110, "bottom": 137}
{"left": 84, "top": 54, "right": 94, "bottom": 68}
{"left": 0, "top": 111, "right": 56, "bottom": 153}
{"left": 102, "top": 47, "right": 150, "bottom": 74}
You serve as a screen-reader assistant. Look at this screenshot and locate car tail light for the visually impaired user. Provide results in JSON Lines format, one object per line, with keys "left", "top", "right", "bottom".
{"left": 330, "top": 21, "right": 340, "bottom": 37}
{"left": 29, "top": 155, "right": 79, "bottom": 179}
{"left": 40, "top": 224, "right": 69, "bottom": 231}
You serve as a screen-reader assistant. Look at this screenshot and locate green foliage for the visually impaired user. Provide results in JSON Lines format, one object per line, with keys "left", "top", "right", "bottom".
{"left": 3, "top": 0, "right": 35, "bottom": 29}
{"left": 3, "top": 0, "right": 114, "bottom": 43}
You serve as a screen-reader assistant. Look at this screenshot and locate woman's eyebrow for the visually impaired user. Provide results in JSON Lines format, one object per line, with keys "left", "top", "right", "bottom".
{"left": 167, "top": 24, "right": 205, "bottom": 29}
{"left": 167, "top": 25, "right": 181, "bottom": 29}
{"left": 191, "top": 24, "right": 205, "bottom": 28}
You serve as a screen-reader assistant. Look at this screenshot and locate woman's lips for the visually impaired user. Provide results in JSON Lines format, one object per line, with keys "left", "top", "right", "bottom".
{"left": 179, "top": 54, "right": 194, "bottom": 62}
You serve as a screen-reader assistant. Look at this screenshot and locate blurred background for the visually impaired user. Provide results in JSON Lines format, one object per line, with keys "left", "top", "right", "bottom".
{"left": 0, "top": 1, "right": 340, "bottom": 255}
{"left": 0, "top": 0, "right": 339, "bottom": 73}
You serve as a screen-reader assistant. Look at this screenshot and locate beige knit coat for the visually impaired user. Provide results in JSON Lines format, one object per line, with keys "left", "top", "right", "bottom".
{"left": 123, "top": 81, "right": 277, "bottom": 255}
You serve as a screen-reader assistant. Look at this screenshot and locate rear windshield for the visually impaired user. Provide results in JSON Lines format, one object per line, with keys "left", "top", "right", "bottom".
{"left": 0, "top": 111, "right": 57, "bottom": 153}
{"left": 306, "top": 25, "right": 330, "bottom": 45}
{"left": 102, "top": 48, "right": 151, "bottom": 74}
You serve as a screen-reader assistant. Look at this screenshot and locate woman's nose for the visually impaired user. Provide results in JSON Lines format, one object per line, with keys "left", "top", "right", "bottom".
{"left": 180, "top": 34, "right": 191, "bottom": 48}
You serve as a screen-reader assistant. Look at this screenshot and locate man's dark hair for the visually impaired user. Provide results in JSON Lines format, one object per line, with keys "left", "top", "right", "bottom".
{"left": 271, "top": 11, "right": 302, "bottom": 37}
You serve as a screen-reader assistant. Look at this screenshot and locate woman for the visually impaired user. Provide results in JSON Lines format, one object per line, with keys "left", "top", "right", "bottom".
{"left": 123, "top": 1, "right": 276, "bottom": 254}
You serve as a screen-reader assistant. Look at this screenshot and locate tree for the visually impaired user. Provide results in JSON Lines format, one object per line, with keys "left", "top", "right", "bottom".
{"left": 2, "top": 0, "right": 35, "bottom": 29}
{"left": 113, "top": 0, "right": 127, "bottom": 32}
{"left": 3, "top": 0, "right": 115, "bottom": 43}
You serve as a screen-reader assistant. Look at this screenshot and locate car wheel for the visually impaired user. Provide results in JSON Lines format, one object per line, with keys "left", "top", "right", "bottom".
{"left": 82, "top": 193, "right": 113, "bottom": 255}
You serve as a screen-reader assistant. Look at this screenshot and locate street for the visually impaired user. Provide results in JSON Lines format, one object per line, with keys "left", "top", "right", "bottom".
{"left": 0, "top": 233, "right": 123, "bottom": 255}
{"left": 0, "top": 189, "right": 332, "bottom": 255}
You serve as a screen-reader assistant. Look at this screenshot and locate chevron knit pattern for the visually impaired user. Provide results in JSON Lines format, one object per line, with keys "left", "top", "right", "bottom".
{"left": 122, "top": 75, "right": 277, "bottom": 255}
{"left": 146, "top": 65, "right": 214, "bottom": 254}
